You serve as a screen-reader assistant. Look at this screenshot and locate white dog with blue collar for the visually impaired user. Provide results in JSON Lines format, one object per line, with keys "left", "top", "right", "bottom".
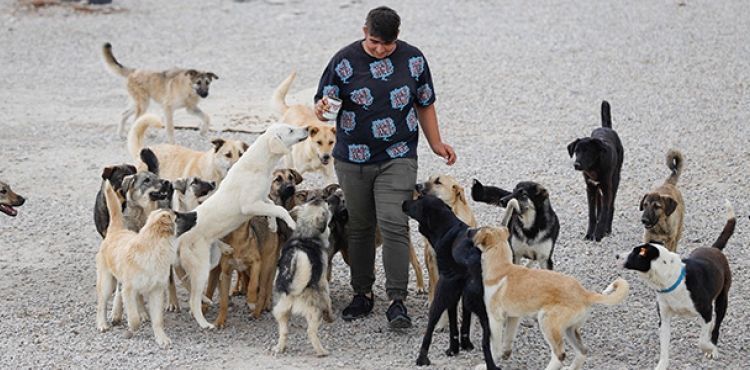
{"left": 617, "top": 200, "right": 735, "bottom": 370}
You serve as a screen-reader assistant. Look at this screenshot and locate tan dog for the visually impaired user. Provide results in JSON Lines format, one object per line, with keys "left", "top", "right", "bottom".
{"left": 95, "top": 181, "right": 196, "bottom": 347}
{"left": 0, "top": 180, "right": 25, "bottom": 217}
{"left": 206, "top": 168, "right": 303, "bottom": 327}
{"left": 472, "top": 200, "right": 629, "bottom": 370}
{"left": 273, "top": 72, "right": 337, "bottom": 183}
{"left": 102, "top": 43, "right": 218, "bottom": 144}
{"left": 640, "top": 149, "right": 685, "bottom": 252}
{"left": 415, "top": 175, "right": 477, "bottom": 306}
{"left": 128, "top": 114, "right": 247, "bottom": 185}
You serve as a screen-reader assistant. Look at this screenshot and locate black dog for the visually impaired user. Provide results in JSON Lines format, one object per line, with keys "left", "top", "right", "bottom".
{"left": 472, "top": 179, "right": 559, "bottom": 270}
{"left": 567, "top": 100, "right": 623, "bottom": 241}
{"left": 402, "top": 195, "right": 499, "bottom": 370}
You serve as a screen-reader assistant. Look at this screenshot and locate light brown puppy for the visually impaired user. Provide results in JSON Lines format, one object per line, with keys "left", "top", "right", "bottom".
{"left": 128, "top": 114, "right": 247, "bottom": 185}
{"left": 415, "top": 175, "right": 477, "bottom": 304}
{"left": 640, "top": 149, "right": 685, "bottom": 252}
{"left": 206, "top": 168, "right": 303, "bottom": 326}
{"left": 473, "top": 200, "right": 629, "bottom": 370}
{"left": 102, "top": 43, "right": 218, "bottom": 144}
{"left": 0, "top": 180, "right": 25, "bottom": 217}
{"left": 273, "top": 71, "right": 337, "bottom": 183}
{"left": 95, "top": 181, "right": 196, "bottom": 347}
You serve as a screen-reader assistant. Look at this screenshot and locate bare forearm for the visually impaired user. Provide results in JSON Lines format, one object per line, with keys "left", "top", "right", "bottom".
{"left": 416, "top": 104, "right": 441, "bottom": 149}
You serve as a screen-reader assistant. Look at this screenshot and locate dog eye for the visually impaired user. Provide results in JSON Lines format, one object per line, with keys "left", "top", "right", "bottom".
{"left": 0, "top": 189, "right": 6, "bottom": 194}
{"left": 225, "top": 153, "right": 232, "bottom": 158}
{"left": 434, "top": 178, "right": 441, "bottom": 185}
{"left": 144, "top": 178, "right": 150, "bottom": 184}
{"left": 329, "top": 141, "right": 334, "bottom": 145}
{"left": 275, "top": 176, "right": 282, "bottom": 182}
{"left": 317, "top": 141, "right": 323, "bottom": 145}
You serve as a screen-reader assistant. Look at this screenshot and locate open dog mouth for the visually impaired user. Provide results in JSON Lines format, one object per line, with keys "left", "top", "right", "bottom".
{"left": 149, "top": 187, "right": 171, "bottom": 201}
{"left": 0, "top": 204, "right": 18, "bottom": 217}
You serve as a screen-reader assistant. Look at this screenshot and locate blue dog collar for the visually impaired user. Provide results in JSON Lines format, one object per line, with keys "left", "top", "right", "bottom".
{"left": 658, "top": 266, "right": 686, "bottom": 294}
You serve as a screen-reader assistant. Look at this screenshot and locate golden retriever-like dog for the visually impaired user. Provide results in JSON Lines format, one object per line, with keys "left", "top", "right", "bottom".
{"left": 128, "top": 114, "right": 247, "bottom": 185}
{"left": 472, "top": 200, "right": 629, "bottom": 370}
{"left": 95, "top": 181, "right": 196, "bottom": 347}
{"left": 640, "top": 149, "right": 685, "bottom": 252}
{"left": 102, "top": 43, "right": 218, "bottom": 143}
{"left": 272, "top": 71, "right": 337, "bottom": 183}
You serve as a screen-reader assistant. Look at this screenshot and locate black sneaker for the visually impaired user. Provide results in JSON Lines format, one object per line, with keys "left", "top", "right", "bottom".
{"left": 342, "top": 293, "right": 374, "bottom": 321}
{"left": 386, "top": 299, "right": 412, "bottom": 329}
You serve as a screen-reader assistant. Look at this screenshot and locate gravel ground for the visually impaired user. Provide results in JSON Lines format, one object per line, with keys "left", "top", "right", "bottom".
{"left": 1, "top": 0, "right": 749, "bottom": 369}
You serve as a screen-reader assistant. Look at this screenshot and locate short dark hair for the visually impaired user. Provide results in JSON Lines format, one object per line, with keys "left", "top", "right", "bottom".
{"left": 365, "top": 6, "right": 400, "bottom": 43}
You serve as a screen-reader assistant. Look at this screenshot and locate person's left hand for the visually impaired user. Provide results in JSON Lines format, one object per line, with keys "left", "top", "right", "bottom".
{"left": 431, "top": 142, "right": 457, "bottom": 166}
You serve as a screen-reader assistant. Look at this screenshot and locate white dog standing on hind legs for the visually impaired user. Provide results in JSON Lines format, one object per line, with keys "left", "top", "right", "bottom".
{"left": 618, "top": 200, "right": 735, "bottom": 370}
{"left": 176, "top": 123, "right": 309, "bottom": 329}
{"left": 272, "top": 198, "right": 334, "bottom": 357}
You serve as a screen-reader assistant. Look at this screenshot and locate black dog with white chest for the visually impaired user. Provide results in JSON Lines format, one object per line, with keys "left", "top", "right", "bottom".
{"left": 402, "top": 195, "right": 499, "bottom": 370}
{"left": 567, "top": 100, "right": 624, "bottom": 241}
{"left": 617, "top": 201, "right": 735, "bottom": 370}
{"left": 472, "top": 179, "right": 560, "bottom": 270}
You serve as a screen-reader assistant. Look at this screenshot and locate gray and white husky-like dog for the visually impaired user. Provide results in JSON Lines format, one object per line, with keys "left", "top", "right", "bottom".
{"left": 272, "top": 198, "right": 334, "bottom": 357}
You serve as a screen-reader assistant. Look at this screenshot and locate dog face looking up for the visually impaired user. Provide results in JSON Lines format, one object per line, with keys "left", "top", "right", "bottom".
{"left": 308, "top": 125, "right": 336, "bottom": 166}
{"left": 0, "top": 181, "right": 25, "bottom": 217}
{"left": 640, "top": 194, "right": 678, "bottom": 230}
{"left": 289, "top": 198, "right": 332, "bottom": 240}
{"left": 415, "top": 175, "right": 466, "bottom": 205}
{"left": 211, "top": 138, "right": 248, "bottom": 174}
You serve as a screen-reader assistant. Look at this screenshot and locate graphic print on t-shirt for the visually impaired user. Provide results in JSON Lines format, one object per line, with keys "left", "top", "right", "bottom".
{"left": 389, "top": 86, "right": 411, "bottom": 111}
{"left": 336, "top": 59, "right": 354, "bottom": 84}
{"left": 406, "top": 107, "right": 418, "bottom": 132}
{"left": 322, "top": 85, "right": 340, "bottom": 99}
{"left": 417, "top": 84, "right": 433, "bottom": 106}
{"left": 350, "top": 88, "right": 374, "bottom": 110}
{"left": 371, "top": 117, "right": 397, "bottom": 141}
{"left": 408, "top": 56, "right": 425, "bottom": 80}
{"left": 369, "top": 58, "right": 394, "bottom": 81}
{"left": 340, "top": 111, "right": 356, "bottom": 135}
{"left": 348, "top": 144, "right": 371, "bottom": 163}
{"left": 386, "top": 141, "right": 410, "bottom": 158}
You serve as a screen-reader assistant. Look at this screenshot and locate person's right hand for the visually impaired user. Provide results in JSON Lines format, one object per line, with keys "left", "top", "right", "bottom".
{"left": 315, "top": 97, "right": 330, "bottom": 121}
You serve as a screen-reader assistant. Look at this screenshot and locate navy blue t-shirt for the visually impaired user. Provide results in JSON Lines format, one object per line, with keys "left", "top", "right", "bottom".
{"left": 315, "top": 40, "right": 436, "bottom": 164}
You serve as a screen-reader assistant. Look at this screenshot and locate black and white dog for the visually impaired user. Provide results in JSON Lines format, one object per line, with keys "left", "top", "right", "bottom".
{"left": 471, "top": 179, "right": 559, "bottom": 270}
{"left": 567, "top": 100, "right": 624, "bottom": 241}
{"left": 617, "top": 201, "right": 735, "bottom": 370}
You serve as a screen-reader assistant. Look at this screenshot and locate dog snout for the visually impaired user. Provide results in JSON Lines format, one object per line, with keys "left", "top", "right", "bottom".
{"left": 197, "top": 89, "right": 209, "bottom": 98}
{"left": 15, "top": 196, "right": 25, "bottom": 206}
{"left": 321, "top": 154, "right": 331, "bottom": 165}
{"left": 573, "top": 162, "right": 582, "bottom": 170}
{"left": 467, "top": 228, "right": 478, "bottom": 240}
{"left": 414, "top": 183, "right": 425, "bottom": 194}
{"left": 401, "top": 200, "right": 410, "bottom": 213}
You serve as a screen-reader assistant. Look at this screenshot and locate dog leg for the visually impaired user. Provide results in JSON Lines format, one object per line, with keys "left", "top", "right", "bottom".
{"left": 416, "top": 280, "right": 460, "bottom": 366}
{"left": 242, "top": 202, "right": 296, "bottom": 230}
{"left": 164, "top": 106, "right": 176, "bottom": 144}
{"left": 584, "top": 183, "right": 597, "bottom": 240}
{"left": 564, "top": 326, "right": 588, "bottom": 370}
{"left": 699, "top": 318, "right": 718, "bottom": 359}
{"left": 182, "top": 244, "right": 215, "bottom": 329}
{"left": 460, "top": 299, "right": 474, "bottom": 351}
{"left": 306, "top": 309, "right": 329, "bottom": 357}
{"left": 247, "top": 249, "right": 262, "bottom": 310}
{"left": 147, "top": 289, "right": 171, "bottom": 348}
{"left": 272, "top": 296, "right": 292, "bottom": 355}
{"left": 137, "top": 294, "right": 149, "bottom": 322}
{"left": 445, "top": 305, "right": 460, "bottom": 356}
{"left": 122, "top": 285, "right": 141, "bottom": 335}
{"left": 96, "top": 269, "right": 116, "bottom": 332}
{"left": 540, "top": 312, "right": 565, "bottom": 370}
{"left": 255, "top": 234, "right": 280, "bottom": 318}
{"left": 187, "top": 106, "right": 210, "bottom": 137}
{"left": 594, "top": 184, "right": 612, "bottom": 241}
{"left": 166, "top": 269, "right": 181, "bottom": 313}
{"left": 322, "top": 285, "right": 335, "bottom": 323}
{"left": 477, "top": 309, "right": 500, "bottom": 370}
{"left": 111, "top": 284, "right": 123, "bottom": 325}
{"left": 409, "top": 240, "right": 426, "bottom": 294}
{"left": 425, "top": 243, "right": 439, "bottom": 301}
{"left": 215, "top": 262, "right": 233, "bottom": 329}
{"left": 204, "top": 265, "right": 221, "bottom": 313}
{"left": 656, "top": 311, "right": 671, "bottom": 370}
{"left": 710, "top": 290, "right": 729, "bottom": 354}
{"left": 119, "top": 106, "right": 135, "bottom": 139}
{"left": 487, "top": 312, "right": 503, "bottom": 359}
{"left": 502, "top": 316, "right": 521, "bottom": 360}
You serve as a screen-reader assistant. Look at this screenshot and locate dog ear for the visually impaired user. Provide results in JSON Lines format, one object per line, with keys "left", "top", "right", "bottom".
{"left": 186, "top": 69, "right": 198, "bottom": 79}
{"left": 639, "top": 194, "right": 648, "bottom": 211}
{"left": 211, "top": 138, "right": 226, "bottom": 152}
{"left": 207, "top": 72, "right": 219, "bottom": 81}
{"left": 140, "top": 148, "right": 159, "bottom": 175}
{"left": 290, "top": 169, "right": 304, "bottom": 185}
{"left": 120, "top": 175, "right": 135, "bottom": 198}
{"left": 268, "top": 135, "right": 290, "bottom": 155}
{"left": 101, "top": 166, "right": 116, "bottom": 180}
{"left": 662, "top": 196, "right": 678, "bottom": 216}
{"left": 289, "top": 206, "right": 301, "bottom": 221}
{"left": 173, "top": 178, "right": 188, "bottom": 194}
{"left": 308, "top": 126, "right": 319, "bottom": 137}
{"left": 567, "top": 139, "right": 579, "bottom": 158}
{"left": 323, "top": 183, "right": 341, "bottom": 198}
{"left": 241, "top": 142, "right": 249, "bottom": 152}
{"left": 331, "top": 126, "right": 337, "bottom": 135}
{"left": 535, "top": 183, "right": 549, "bottom": 199}
{"left": 453, "top": 184, "right": 467, "bottom": 204}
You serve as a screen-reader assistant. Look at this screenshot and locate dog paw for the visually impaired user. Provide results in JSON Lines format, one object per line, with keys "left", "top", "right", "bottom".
{"left": 315, "top": 348, "right": 330, "bottom": 357}
{"left": 110, "top": 317, "right": 122, "bottom": 326}
{"left": 584, "top": 233, "right": 594, "bottom": 241}
{"left": 323, "top": 310, "right": 335, "bottom": 323}
{"left": 199, "top": 322, "right": 216, "bottom": 330}
{"left": 416, "top": 355, "right": 431, "bottom": 366}
{"left": 155, "top": 335, "right": 172, "bottom": 348}
{"left": 165, "top": 303, "right": 181, "bottom": 313}
{"left": 703, "top": 348, "right": 718, "bottom": 359}
{"left": 473, "top": 365, "right": 488, "bottom": 370}
{"left": 502, "top": 349, "right": 512, "bottom": 360}
{"left": 461, "top": 338, "right": 474, "bottom": 351}
{"left": 445, "top": 347, "right": 459, "bottom": 357}
{"left": 272, "top": 344, "right": 286, "bottom": 356}
{"left": 123, "top": 330, "right": 134, "bottom": 339}
{"left": 97, "top": 324, "right": 110, "bottom": 332}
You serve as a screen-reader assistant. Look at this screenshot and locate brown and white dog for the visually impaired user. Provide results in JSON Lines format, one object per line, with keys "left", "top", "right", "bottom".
{"left": 102, "top": 43, "right": 218, "bottom": 143}
{"left": 0, "top": 180, "right": 26, "bottom": 217}
{"left": 618, "top": 201, "right": 735, "bottom": 370}
{"left": 95, "top": 181, "right": 196, "bottom": 347}
{"left": 474, "top": 200, "right": 629, "bottom": 370}
{"left": 272, "top": 71, "right": 337, "bottom": 183}
{"left": 128, "top": 114, "right": 247, "bottom": 185}
{"left": 640, "top": 149, "right": 685, "bottom": 252}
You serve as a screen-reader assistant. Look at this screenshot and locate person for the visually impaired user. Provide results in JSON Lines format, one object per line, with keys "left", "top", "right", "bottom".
{"left": 314, "top": 6, "right": 456, "bottom": 329}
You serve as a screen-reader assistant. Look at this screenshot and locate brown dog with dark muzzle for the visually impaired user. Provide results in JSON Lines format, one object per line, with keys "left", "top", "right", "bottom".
{"left": 640, "top": 149, "right": 685, "bottom": 252}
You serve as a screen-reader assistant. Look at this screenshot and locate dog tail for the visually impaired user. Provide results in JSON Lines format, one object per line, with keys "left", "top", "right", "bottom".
{"left": 103, "top": 180, "right": 125, "bottom": 232}
{"left": 501, "top": 199, "right": 519, "bottom": 227}
{"left": 711, "top": 200, "right": 736, "bottom": 251}
{"left": 102, "top": 43, "right": 134, "bottom": 78}
{"left": 271, "top": 71, "right": 296, "bottom": 116}
{"left": 600, "top": 100, "right": 612, "bottom": 128}
{"left": 128, "top": 114, "right": 164, "bottom": 161}
{"left": 664, "top": 149, "right": 684, "bottom": 186}
{"left": 587, "top": 277, "right": 629, "bottom": 306}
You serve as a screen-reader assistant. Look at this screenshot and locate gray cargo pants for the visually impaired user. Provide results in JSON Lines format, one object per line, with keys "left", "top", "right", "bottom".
{"left": 334, "top": 157, "right": 417, "bottom": 301}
